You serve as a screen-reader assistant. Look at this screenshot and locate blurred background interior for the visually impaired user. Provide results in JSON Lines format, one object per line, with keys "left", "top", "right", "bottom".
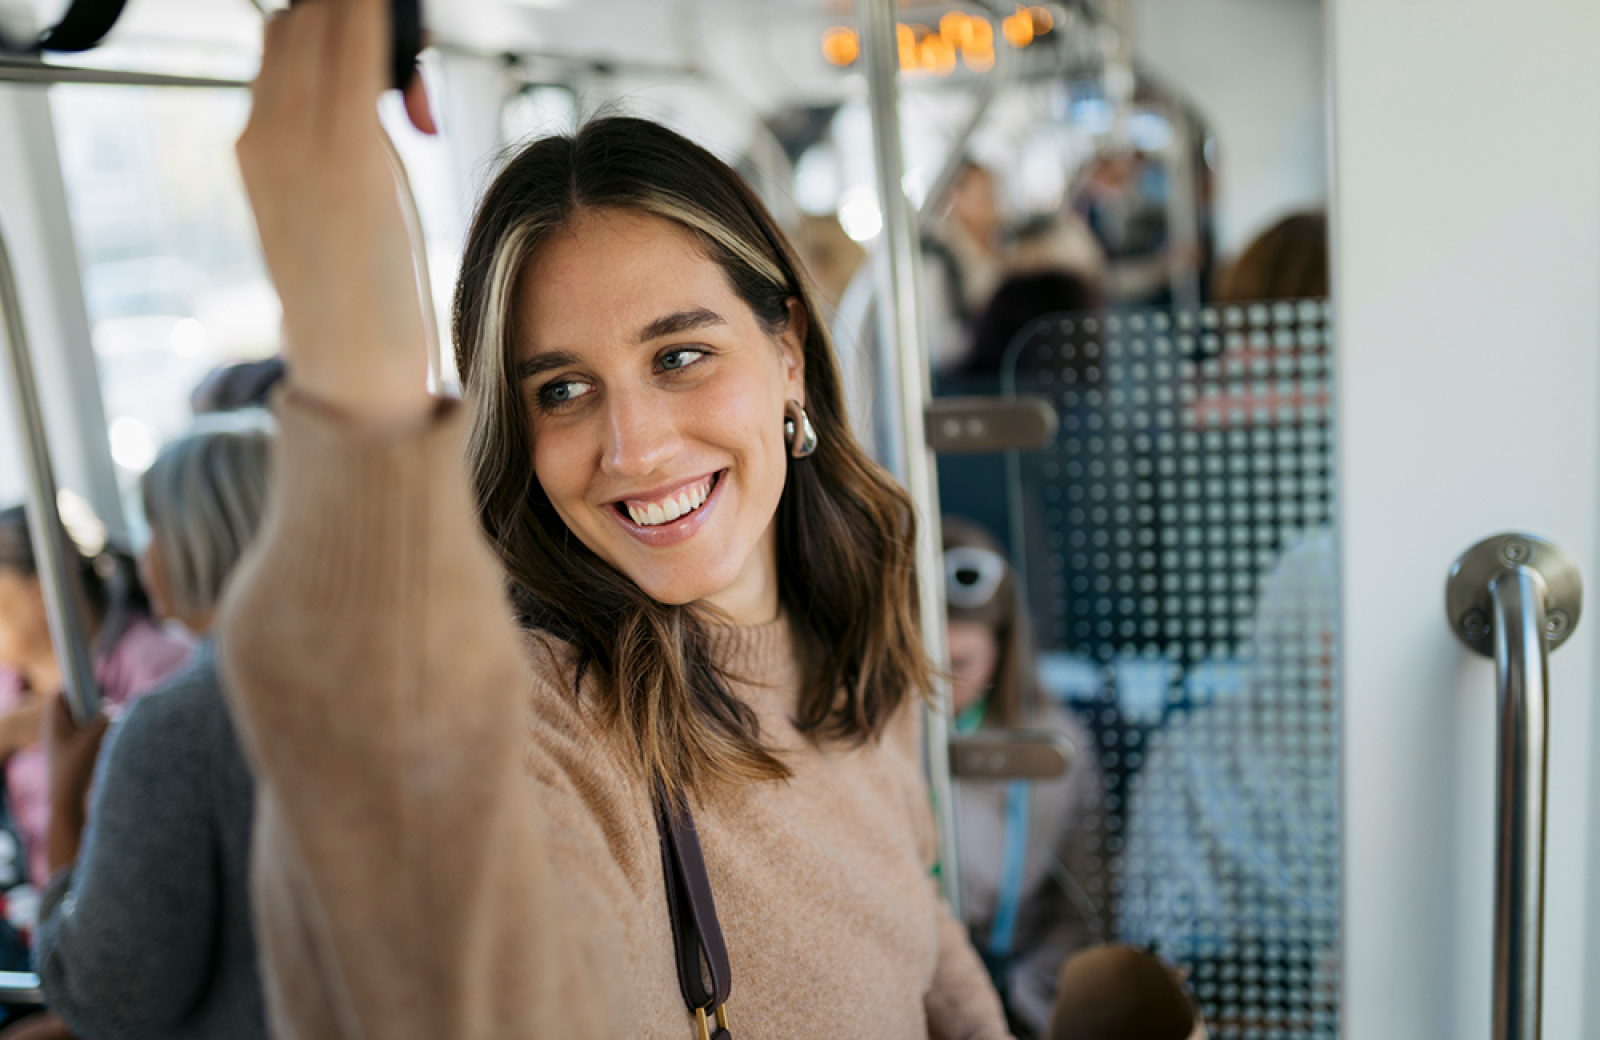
{"left": 2, "top": 1, "right": 1600, "bottom": 1039}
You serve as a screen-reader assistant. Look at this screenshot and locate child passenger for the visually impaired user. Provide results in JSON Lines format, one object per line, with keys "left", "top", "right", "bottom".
{"left": 944, "top": 518, "right": 1107, "bottom": 1038}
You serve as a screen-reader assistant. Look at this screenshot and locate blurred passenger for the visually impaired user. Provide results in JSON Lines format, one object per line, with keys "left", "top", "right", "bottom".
{"left": 1011, "top": 213, "right": 1107, "bottom": 289}
{"left": 1213, "top": 211, "right": 1327, "bottom": 303}
{"left": 1046, "top": 945, "right": 1207, "bottom": 1040}
{"left": 964, "top": 269, "right": 1102, "bottom": 378}
{"left": 945, "top": 518, "right": 1106, "bottom": 1039}
{"left": 0, "top": 505, "right": 191, "bottom": 890}
{"left": 1071, "top": 151, "right": 1177, "bottom": 306}
{"left": 27, "top": 417, "right": 272, "bottom": 1040}
{"left": 189, "top": 356, "right": 286, "bottom": 415}
{"left": 925, "top": 160, "right": 1009, "bottom": 374}
{"left": 793, "top": 214, "right": 865, "bottom": 309}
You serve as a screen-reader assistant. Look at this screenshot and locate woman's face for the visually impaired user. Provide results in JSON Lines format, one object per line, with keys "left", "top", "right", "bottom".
{"left": 947, "top": 619, "right": 1000, "bottom": 715}
{"left": 0, "top": 568, "right": 50, "bottom": 669}
{"left": 515, "top": 208, "right": 805, "bottom": 622}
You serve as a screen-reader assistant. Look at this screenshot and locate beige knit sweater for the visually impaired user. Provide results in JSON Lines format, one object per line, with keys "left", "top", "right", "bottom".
{"left": 218, "top": 393, "right": 1012, "bottom": 1039}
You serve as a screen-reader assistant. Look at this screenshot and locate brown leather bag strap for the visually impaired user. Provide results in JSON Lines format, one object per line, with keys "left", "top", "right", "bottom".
{"left": 654, "top": 780, "right": 734, "bottom": 1039}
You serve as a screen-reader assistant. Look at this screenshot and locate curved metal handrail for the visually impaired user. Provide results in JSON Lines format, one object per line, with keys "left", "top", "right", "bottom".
{"left": 1446, "top": 532, "right": 1584, "bottom": 1040}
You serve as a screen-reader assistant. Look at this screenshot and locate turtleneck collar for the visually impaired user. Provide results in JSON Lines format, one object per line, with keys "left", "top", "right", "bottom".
{"left": 703, "top": 611, "right": 792, "bottom": 682}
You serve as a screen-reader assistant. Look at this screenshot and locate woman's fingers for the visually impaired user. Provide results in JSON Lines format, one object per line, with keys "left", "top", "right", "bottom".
{"left": 247, "top": 12, "right": 291, "bottom": 126}
{"left": 402, "top": 72, "right": 436, "bottom": 135}
{"left": 325, "top": 0, "right": 392, "bottom": 135}
{"left": 242, "top": 2, "right": 332, "bottom": 158}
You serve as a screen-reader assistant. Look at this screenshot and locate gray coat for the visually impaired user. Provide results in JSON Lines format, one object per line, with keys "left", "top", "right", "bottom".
{"left": 34, "top": 639, "right": 264, "bottom": 1040}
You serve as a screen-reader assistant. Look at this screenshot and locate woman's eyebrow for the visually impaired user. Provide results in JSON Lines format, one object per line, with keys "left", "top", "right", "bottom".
{"left": 515, "top": 351, "right": 581, "bottom": 382}
{"left": 636, "top": 308, "right": 725, "bottom": 343}
{"left": 515, "top": 310, "right": 724, "bottom": 380}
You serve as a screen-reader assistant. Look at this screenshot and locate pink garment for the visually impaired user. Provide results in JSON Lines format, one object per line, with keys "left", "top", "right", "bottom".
{"left": 0, "top": 616, "right": 194, "bottom": 887}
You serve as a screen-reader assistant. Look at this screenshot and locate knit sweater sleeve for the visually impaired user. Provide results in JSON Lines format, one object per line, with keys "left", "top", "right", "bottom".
{"left": 888, "top": 704, "right": 1015, "bottom": 1040}
{"left": 217, "top": 394, "right": 618, "bottom": 1040}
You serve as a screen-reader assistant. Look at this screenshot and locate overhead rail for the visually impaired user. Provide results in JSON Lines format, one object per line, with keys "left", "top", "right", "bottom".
{"left": 0, "top": 55, "right": 247, "bottom": 88}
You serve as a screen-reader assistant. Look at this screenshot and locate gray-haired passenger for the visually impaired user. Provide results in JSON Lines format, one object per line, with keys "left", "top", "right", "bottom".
{"left": 140, "top": 413, "right": 274, "bottom": 632}
{"left": 27, "top": 416, "right": 273, "bottom": 1040}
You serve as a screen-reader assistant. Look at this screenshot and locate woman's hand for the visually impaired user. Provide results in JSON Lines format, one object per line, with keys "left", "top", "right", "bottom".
{"left": 0, "top": 695, "right": 43, "bottom": 759}
{"left": 44, "top": 693, "right": 109, "bottom": 873}
{"left": 236, "top": 0, "right": 436, "bottom": 425}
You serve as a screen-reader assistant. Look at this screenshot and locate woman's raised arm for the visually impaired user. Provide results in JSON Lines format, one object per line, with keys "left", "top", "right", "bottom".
{"left": 234, "top": 0, "right": 431, "bottom": 426}
{"left": 221, "top": 2, "right": 616, "bottom": 1034}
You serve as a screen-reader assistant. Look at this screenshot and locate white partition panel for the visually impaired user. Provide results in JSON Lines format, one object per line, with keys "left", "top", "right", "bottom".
{"left": 1331, "top": 1, "right": 1600, "bottom": 1037}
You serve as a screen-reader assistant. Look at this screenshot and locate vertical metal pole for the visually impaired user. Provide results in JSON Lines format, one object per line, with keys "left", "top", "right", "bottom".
{"left": 0, "top": 219, "right": 100, "bottom": 722}
{"left": 858, "top": 0, "right": 962, "bottom": 917}
{"left": 1488, "top": 568, "right": 1548, "bottom": 1040}
{"left": 1163, "top": 104, "right": 1202, "bottom": 313}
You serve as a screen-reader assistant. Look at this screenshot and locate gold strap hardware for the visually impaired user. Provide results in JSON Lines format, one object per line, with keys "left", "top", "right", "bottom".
{"left": 694, "top": 1004, "right": 731, "bottom": 1040}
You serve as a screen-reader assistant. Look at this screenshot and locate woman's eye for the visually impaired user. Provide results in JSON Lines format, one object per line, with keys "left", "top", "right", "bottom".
{"left": 659, "top": 348, "right": 708, "bottom": 372}
{"left": 538, "top": 379, "right": 594, "bottom": 408}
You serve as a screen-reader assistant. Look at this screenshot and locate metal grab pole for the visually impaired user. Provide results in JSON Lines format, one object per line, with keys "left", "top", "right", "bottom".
{"left": 859, "top": 0, "right": 962, "bottom": 917}
{"left": 1445, "top": 532, "right": 1583, "bottom": 1040}
{"left": 1488, "top": 569, "right": 1548, "bottom": 1040}
{"left": 0, "top": 220, "right": 101, "bottom": 722}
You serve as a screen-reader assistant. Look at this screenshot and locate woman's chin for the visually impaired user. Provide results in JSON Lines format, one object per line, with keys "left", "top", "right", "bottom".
{"left": 630, "top": 570, "right": 738, "bottom": 609}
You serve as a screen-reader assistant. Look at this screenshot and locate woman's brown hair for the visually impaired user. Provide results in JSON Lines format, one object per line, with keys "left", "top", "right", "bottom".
{"left": 942, "top": 517, "right": 1037, "bottom": 729}
{"left": 452, "top": 116, "right": 930, "bottom": 798}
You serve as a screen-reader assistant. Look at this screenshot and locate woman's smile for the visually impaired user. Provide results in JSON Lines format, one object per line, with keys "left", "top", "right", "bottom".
{"left": 606, "top": 469, "right": 726, "bottom": 547}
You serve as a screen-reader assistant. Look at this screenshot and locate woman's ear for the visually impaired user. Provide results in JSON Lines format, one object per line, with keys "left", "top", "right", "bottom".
{"left": 780, "top": 296, "right": 808, "bottom": 399}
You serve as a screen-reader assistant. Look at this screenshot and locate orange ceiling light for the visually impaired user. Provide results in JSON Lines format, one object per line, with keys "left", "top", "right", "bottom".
{"left": 897, "top": 23, "right": 919, "bottom": 68}
{"left": 821, "top": 26, "right": 860, "bottom": 66}
{"left": 968, "top": 16, "right": 994, "bottom": 49}
{"left": 1001, "top": 6, "right": 1034, "bottom": 48}
{"left": 940, "top": 11, "right": 977, "bottom": 49}
{"left": 823, "top": 12, "right": 1003, "bottom": 75}
{"left": 920, "top": 31, "right": 958, "bottom": 75}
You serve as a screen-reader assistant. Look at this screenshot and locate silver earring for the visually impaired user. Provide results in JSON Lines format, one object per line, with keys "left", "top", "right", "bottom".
{"left": 783, "top": 400, "right": 817, "bottom": 458}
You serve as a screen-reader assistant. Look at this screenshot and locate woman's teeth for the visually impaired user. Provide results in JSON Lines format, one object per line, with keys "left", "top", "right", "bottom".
{"left": 624, "top": 475, "right": 713, "bottom": 527}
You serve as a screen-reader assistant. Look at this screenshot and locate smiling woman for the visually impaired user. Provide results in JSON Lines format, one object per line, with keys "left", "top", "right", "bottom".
{"left": 453, "top": 119, "right": 933, "bottom": 796}
{"left": 218, "top": 1, "right": 1012, "bottom": 1036}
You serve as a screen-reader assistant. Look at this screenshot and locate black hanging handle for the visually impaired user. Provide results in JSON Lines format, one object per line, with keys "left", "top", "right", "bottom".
{"left": 0, "top": 0, "right": 130, "bottom": 54}
{"left": 11, "top": 0, "right": 422, "bottom": 93}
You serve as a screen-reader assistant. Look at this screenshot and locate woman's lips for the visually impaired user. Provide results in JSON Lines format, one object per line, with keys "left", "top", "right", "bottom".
{"left": 607, "top": 471, "right": 725, "bottom": 548}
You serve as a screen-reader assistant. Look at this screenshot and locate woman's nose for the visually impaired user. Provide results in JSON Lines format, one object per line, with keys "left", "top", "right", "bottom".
{"left": 600, "top": 390, "right": 683, "bottom": 478}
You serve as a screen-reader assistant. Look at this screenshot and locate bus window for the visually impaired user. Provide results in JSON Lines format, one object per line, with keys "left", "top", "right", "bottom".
{"left": 47, "top": 67, "right": 465, "bottom": 520}
{"left": 49, "top": 85, "right": 272, "bottom": 505}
